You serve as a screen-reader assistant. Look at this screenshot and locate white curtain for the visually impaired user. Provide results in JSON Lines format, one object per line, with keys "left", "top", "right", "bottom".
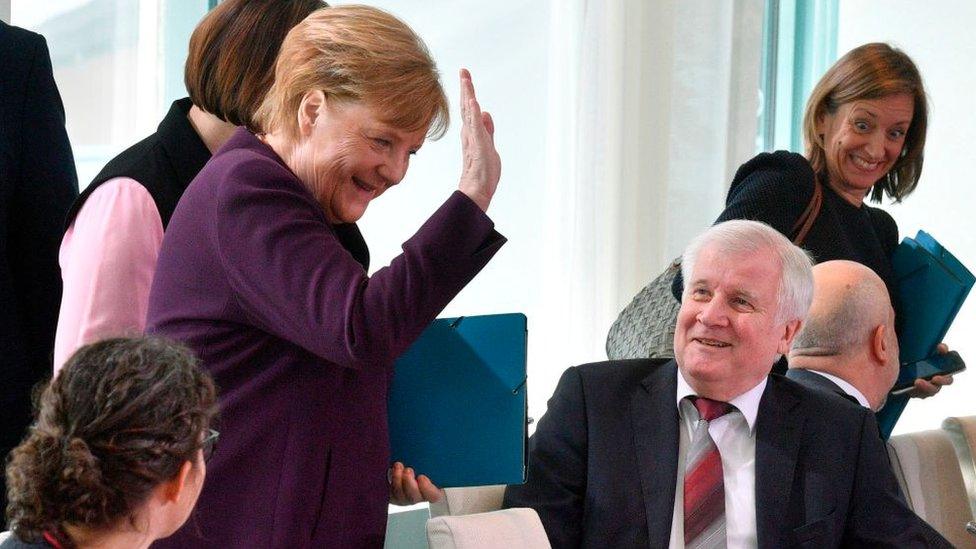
{"left": 531, "top": 0, "right": 764, "bottom": 415}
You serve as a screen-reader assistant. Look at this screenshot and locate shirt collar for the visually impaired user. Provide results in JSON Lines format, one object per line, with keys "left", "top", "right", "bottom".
{"left": 676, "top": 369, "right": 767, "bottom": 432}
{"left": 804, "top": 369, "right": 871, "bottom": 409}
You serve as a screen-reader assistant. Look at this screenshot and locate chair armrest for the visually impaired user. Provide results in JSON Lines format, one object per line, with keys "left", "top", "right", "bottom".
{"left": 429, "top": 485, "right": 506, "bottom": 517}
{"left": 426, "top": 508, "right": 551, "bottom": 549}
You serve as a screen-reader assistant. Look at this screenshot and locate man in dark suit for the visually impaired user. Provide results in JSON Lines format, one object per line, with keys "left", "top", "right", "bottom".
{"left": 0, "top": 21, "right": 79, "bottom": 517}
{"left": 787, "top": 260, "right": 902, "bottom": 410}
{"left": 504, "top": 220, "right": 948, "bottom": 547}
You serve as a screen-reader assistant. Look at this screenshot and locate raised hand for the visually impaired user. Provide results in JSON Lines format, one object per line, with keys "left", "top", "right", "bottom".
{"left": 457, "top": 68, "right": 500, "bottom": 212}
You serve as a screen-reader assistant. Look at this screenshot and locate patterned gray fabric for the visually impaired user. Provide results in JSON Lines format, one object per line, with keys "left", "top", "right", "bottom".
{"left": 605, "top": 259, "right": 681, "bottom": 360}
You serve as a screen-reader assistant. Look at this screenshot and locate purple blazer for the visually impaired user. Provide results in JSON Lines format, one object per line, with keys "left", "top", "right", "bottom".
{"left": 147, "top": 129, "right": 505, "bottom": 548}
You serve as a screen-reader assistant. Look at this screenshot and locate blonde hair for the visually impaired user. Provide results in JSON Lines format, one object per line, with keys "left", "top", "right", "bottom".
{"left": 802, "top": 43, "right": 928, "bottom": 203}
{"left": 254, "top": 5, "right": 449, "bottom": 140}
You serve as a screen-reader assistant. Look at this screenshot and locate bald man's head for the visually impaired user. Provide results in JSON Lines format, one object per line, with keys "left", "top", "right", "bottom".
{"left": 789, "top": 261, "right": 899, "bottom": 410}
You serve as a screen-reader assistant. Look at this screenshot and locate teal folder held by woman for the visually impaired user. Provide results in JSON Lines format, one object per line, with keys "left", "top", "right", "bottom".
{"left": 877, "top": 231, "right": 974, "bottom": 438}
{"left": 389, "top": 313, "right": 528, "bottom": 487}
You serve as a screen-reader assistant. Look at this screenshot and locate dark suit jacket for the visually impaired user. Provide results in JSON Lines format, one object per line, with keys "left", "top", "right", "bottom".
{"left": 504, "top": 359, "right": 949, "bottom": 548}
{"left": 0, "top": 21, "right": 78, "bottom": 516}
{"left": 785, "top": 367, "right": 861, "bottom": 405}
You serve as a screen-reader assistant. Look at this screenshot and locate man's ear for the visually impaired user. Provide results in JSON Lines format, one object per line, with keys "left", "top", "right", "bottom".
{"left": 160, "top": 460, "right": 194, "bottom": 504}
{"left": 871, "top": 324, "right": 889, "bottom": 366}
{"left": 777, "top": 319, "right": 803, "bottom": 356}
{"left": 297, "top": 90, "right": 326, "bottom": 138}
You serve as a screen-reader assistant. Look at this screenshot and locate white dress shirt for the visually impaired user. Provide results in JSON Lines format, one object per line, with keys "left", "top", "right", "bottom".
{"left": 803, "top": 369, "right": 871, "bottom": 409}
{"left": 668, "top": 372, "right": 767, "bottom": 549}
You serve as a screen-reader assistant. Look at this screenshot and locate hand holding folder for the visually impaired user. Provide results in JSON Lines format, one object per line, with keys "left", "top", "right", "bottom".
{"left": 876, "top": 231, "right": 974, "bottom": 438}
{"left": 388, "top": 313, "right": 528, "bottom": 487}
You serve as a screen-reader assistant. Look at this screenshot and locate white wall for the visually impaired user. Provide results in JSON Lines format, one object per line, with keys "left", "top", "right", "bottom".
{"left": 838, "top": 1, "right": 976, "bottom": 434}
{"left": 332, "top": 1, "right": 555, "bottom": 415}
{"left": 346, "top": 0, "right": 764, "bottom": 419}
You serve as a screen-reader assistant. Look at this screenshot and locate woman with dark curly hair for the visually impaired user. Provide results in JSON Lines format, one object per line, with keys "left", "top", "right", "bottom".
{"left": 2, "top": 337, "right": 218, "bottom": 548}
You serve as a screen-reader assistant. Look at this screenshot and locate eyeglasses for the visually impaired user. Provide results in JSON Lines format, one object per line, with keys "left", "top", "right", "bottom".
{"left": 201, "top": 429, "right": 220, "bottom": 463}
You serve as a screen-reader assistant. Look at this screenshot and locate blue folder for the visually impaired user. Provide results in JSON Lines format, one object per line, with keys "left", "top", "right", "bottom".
{"left": 876, "top": 231, "right": 974, "bottom": 439}
{"left": 388, "top": 313, "right": 528, "bottom": 487}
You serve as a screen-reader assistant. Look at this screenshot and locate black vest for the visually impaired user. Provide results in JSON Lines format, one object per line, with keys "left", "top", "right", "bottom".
{"left": 64, "top": 97, "right": 211, "bottom": 231}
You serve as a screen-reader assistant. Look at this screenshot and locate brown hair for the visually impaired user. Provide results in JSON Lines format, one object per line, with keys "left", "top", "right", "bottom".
{"left": 254, "top": 5, "right": 449, "bottom": 140}
{"left": 5, "top": 337, "right": 218, "bottom": 546}
{"left": 185, "top": 0, "right": 327, "bottom": 130}
{"left": 803, "top": 42, "right": 928, "bottom": 203}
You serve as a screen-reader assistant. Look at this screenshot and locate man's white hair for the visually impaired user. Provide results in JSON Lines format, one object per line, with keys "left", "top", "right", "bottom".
{"left": 681, "top": 220, "right": 815, "bottom": 324}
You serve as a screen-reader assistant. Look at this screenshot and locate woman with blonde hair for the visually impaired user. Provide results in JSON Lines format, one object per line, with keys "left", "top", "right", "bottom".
{"left": 3, "top": 337, "right": 218, "bottom": 549}
{"left": 147, "top": 5, "right": 503, "bottom": 547}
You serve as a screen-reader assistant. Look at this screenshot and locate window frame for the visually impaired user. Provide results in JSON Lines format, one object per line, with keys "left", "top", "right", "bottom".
{"left": 756, "top": 0, "right": 839, "bottom": 154}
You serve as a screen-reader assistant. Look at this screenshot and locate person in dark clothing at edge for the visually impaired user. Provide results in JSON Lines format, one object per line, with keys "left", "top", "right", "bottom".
{"left": 673, "top": 42, "right": 952, "bottom": 398}
{"left": 0, "top": 20, "right": 79, "bottom": 519}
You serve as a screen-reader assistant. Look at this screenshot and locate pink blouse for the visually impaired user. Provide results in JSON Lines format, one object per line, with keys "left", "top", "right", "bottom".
{"left": 53, "top": 177, "right": 163, "bottom": 373}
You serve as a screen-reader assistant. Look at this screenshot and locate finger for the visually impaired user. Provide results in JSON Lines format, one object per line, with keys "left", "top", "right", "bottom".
{"left": 460, "top": 68, "right": 477, "bottom": 102}
{"left": 390, "top": 462, "right": 402, "bottom": 486}
{"left": 912, "top": 378, "right": 939, "bottom": 398}
{"left": 416, "top": 475, "right": 442, "bottom": 503}
{"left": 931, "top": 374, "right": 954, "bottom": 386}
{"left": 404, "top": 468, "right": 422, "bottom": 503}
{"left": 459, "top": 69, "right": 476, "bottom": 123}
{"left": 390, "top": 462, "right": 405, "bottom": 500}
{"left": 459, "top": 68, "right": 471, "bottom": 100}
{"left": 467, "top": 97, "right": 483, "bottom": 131}
{"left": 482, "top": 111, "right": 495, "bottom": 138}
{"left": 936, "top": 343, "right": 949, "bottom": 354}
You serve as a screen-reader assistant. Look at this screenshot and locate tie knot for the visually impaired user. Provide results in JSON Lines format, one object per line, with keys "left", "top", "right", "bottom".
{"left": 692, "top": 396, "right": 733, "bottom": 422}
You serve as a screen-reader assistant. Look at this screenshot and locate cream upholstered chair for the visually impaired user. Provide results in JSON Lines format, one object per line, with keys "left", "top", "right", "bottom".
{"left": 429, "top": 485, "right": 507, "bottom": 517}
{"left": 943, "top": 416, "right": 976, "bottom": 520}
{"left": 426, "top": 486, "right": 550, "bottom": 549}
{"left": 887, "top": 427, "right": 976, "bottom": 548}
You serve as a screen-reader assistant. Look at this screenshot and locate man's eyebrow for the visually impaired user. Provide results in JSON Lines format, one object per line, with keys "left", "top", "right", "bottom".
{"left": 732, "top": 288, "right": 758, "bottom": 302}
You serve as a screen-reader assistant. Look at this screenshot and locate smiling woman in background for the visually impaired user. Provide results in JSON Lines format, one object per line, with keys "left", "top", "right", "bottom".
{"left": 146, "top": 5, "right": 504, "bottom": 547}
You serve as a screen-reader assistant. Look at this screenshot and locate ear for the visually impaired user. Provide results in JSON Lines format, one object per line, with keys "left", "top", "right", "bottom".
{"left": 815, "top": 109, "right": 827, "bottom": 138}
{"left": 297, "top": 89, "right": 327, "bottom": 138}
{"left": 871, "top": 324, "right": 889, "bottom": 366}
{"left": 776, "top": 319, "right": 803, "bottom": 356}
{"left": 160, "top": 460, "right": 194, "bottom": 504}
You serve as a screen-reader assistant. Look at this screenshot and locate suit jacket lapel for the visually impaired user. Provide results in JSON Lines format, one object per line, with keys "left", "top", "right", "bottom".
{"left": 755, "top": 376, "right": 804, "bottom": 549}
{"left": 631, "top": 360, "right": 679, "bottom": 547}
